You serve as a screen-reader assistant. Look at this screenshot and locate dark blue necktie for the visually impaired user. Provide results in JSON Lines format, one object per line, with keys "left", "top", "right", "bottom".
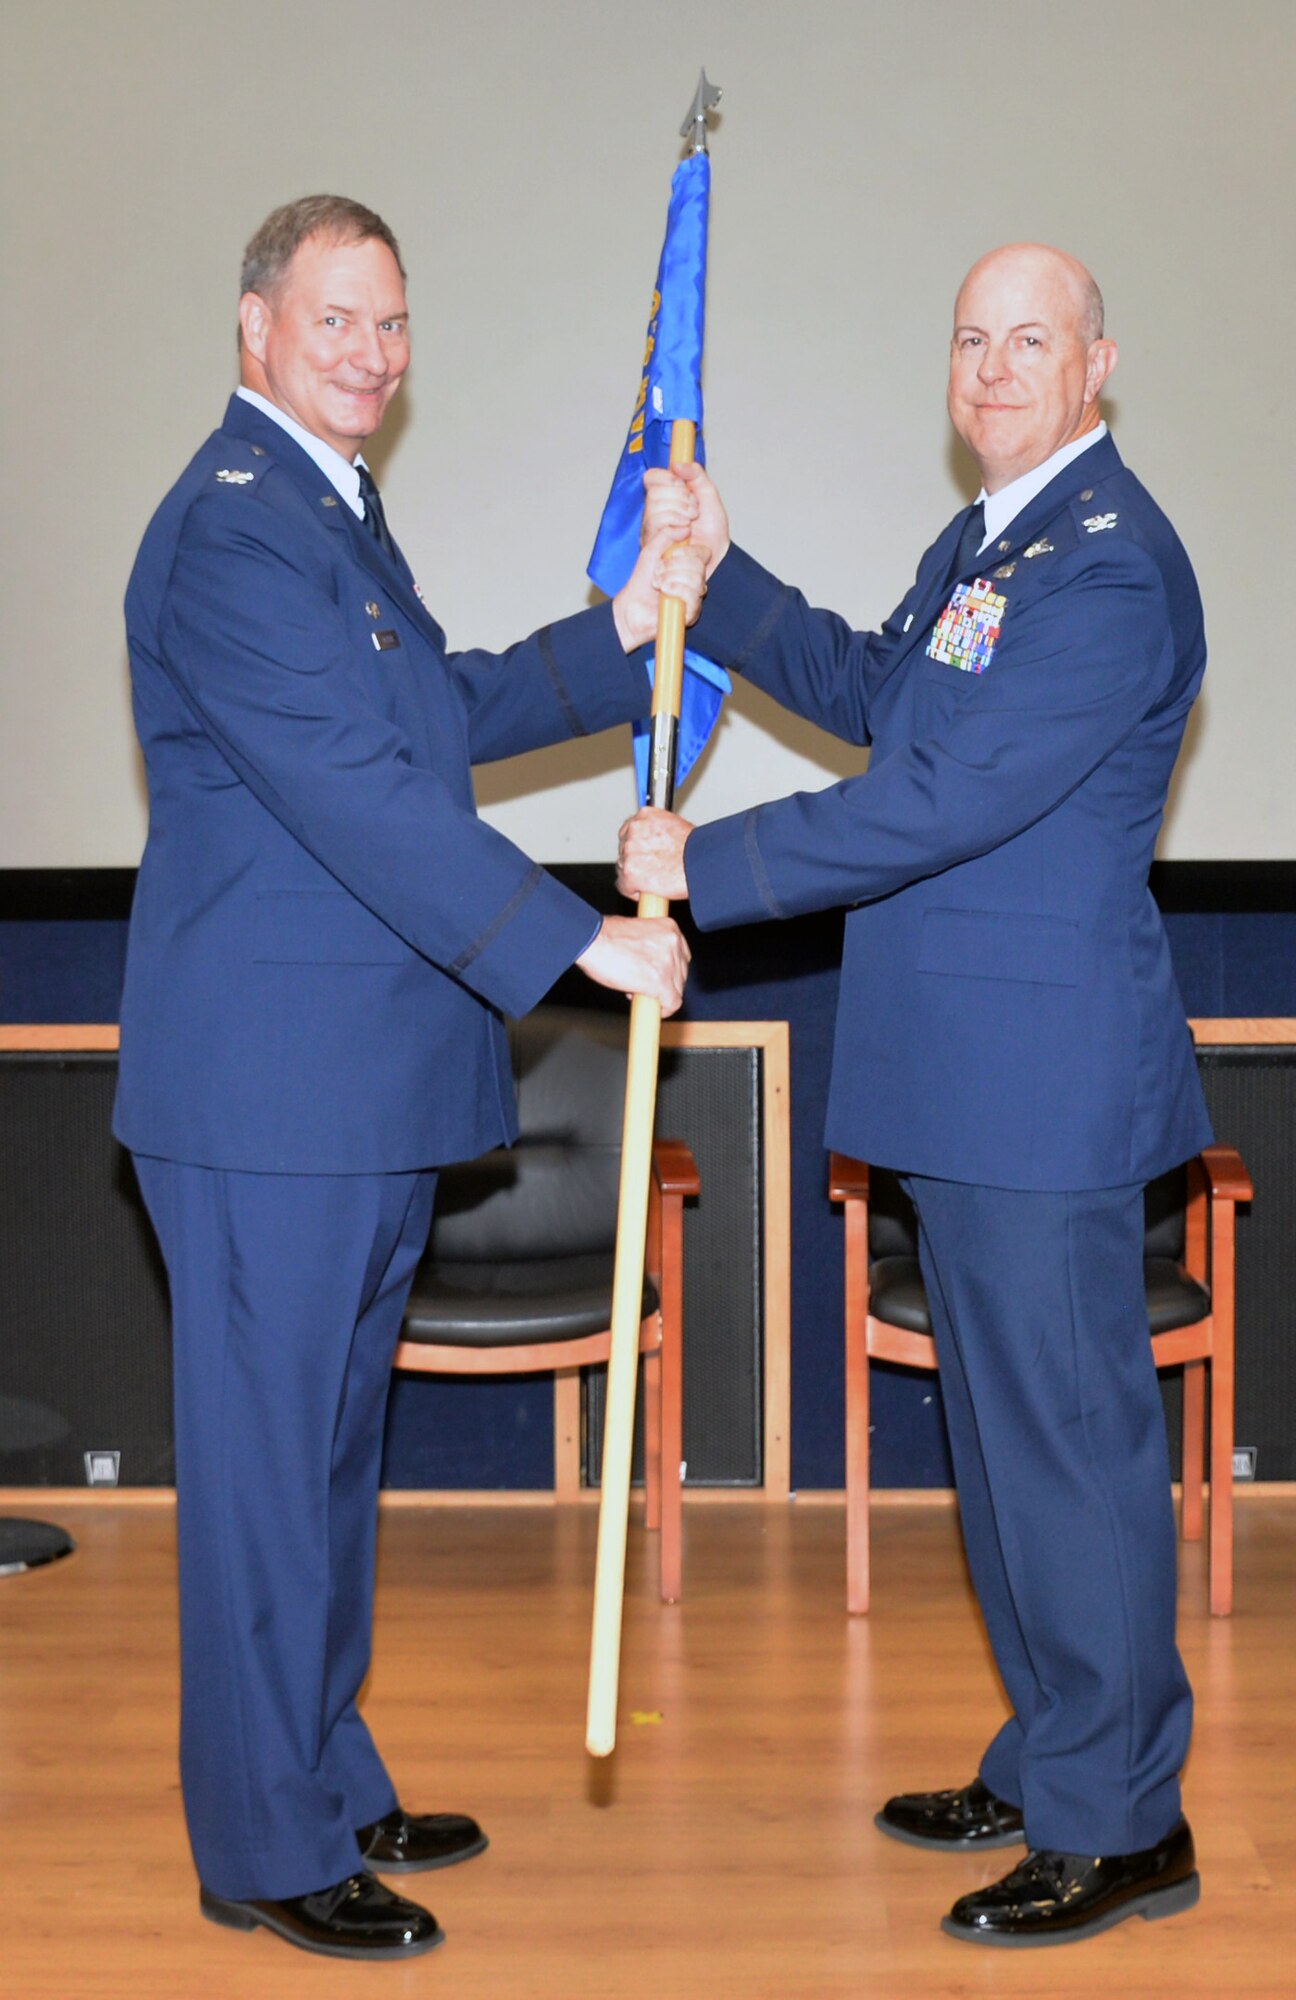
{"left": 948, "top": 500, "right": 986, "bottom": 582}
{"left": 356, "top": 463, "right": 397, "bottom": 562}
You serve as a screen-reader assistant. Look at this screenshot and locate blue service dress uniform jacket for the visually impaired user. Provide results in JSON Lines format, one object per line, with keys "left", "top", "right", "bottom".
{"left": 683, "top": 431, "right": 1212, "bottom": 1191}
{"left": 115, "top": 392, "right": 651, "bottom": 1174}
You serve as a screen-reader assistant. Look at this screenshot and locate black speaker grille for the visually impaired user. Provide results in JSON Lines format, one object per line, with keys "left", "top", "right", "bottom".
{"left": 584, "top": 1044, "right": 765, "bottom": 1487}
{"left": 1197, "top": 1049, "right": 1296, "bottom": 1480}
{"left": 0, "top": 1055, "right": 173, "bottom": 1484}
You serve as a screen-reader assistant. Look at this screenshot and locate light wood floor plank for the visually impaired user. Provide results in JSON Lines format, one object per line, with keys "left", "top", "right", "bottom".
{"left": 0, "top": 1497, "right": 1292, "bottom": 1998}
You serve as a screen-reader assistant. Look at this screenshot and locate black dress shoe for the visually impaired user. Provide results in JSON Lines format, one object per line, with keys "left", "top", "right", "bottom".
{"left": 875, "top": 1776, "right": 1025, "bottom": 1850}
{"left": 941, "top": 1816, "right": 1200, "bottom": 1946}
{"left": 357, "top": 1805, "right": 489, "bottom": 1873}
{"left": 200, "top": 1870, "right": 443, "bottom": 1960}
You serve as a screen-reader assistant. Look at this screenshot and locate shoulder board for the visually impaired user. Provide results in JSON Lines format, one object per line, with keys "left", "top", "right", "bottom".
{"left": 207, "top": 439, "right": 269, "bottom": 489}
{"left": 1069, "top": 479, "right": 1129, "bottom": 539}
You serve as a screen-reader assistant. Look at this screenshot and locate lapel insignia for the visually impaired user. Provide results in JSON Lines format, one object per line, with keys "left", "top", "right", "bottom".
{"left": 927, "top": 578, "right": 1008, "bottom": 675}
{"left": 994, "top": 562, "right": 1016, "bottom": 579}
{"left": 365, "top": 600, "right": 382, "bottom": 619}
{"left": 250, "top": 444, "right": 266, "bottom": 456}
{"left": 215, "top": 468, "right": 254, "bottom": 484}
{"left": 321, "top": 494, "right": 338, "bottom": 508}
{"left": 1023, "top": 538, "right": 1054, "bottom": 559}
{"left": 1083, "top": 512, "right": 1118, "bottom": 533}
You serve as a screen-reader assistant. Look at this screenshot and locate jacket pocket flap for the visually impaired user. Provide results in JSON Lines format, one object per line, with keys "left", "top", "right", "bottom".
{"left": 917, "top": 907, "right": 1079, "bottom": 987}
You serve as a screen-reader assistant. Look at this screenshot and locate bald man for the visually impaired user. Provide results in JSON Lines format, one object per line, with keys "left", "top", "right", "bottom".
{"left": 620, "top": 244, "right": 1211, "bottom": 1947}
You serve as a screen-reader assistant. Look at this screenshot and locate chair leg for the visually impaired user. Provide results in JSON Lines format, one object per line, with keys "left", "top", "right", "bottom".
{"left": 843, "top": 1200, "right": 871, "bottom": 1615}
{"left": 1208, "top": 1183, "right": 1240, "bottom": 1617}
{"left": 658, "top": 1198, "right": 685, "bottom": 1606}
{"left": 1210, "top": 1327, "right": 1235, "bottom": 1619}
{"left": 553, "top": 1370, "right": 582, "bottom": 1501}
{"left": 1181, "top": 1360, "right": 1205, "bottom": 1543}
{"left": 643, "top": 1345, "right": 662, "bottom": 1532}
{"left": 846, "top": 1335, "right": 872, "bottom": 1615}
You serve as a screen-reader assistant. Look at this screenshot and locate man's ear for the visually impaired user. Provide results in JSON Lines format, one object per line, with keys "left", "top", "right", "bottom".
{"left": 1084, "top": 337, "right": 1119, "bottom": 406}
{"left": 238, "top": 291, "right": 272, "bottom": 363}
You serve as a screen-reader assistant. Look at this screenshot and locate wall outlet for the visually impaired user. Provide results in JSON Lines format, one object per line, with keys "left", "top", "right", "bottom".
{"left": 1232, "top": 1446, "right": 1257, "bottom": 1482}
{"left": 84, "top": 1450, "right": 121, "bottom": 1486}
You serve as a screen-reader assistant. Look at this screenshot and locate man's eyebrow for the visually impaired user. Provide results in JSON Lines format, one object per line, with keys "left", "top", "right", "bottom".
{"left": 321, "top": 302, "right": 409, "bottom": 319}
{"left": 953, "top": 320, "right": 1052, "bottom": 337}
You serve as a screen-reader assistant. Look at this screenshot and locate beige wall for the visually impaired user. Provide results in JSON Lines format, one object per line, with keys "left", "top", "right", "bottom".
{"left": 3, "top": 0, "right": 1293, "bottom": 866}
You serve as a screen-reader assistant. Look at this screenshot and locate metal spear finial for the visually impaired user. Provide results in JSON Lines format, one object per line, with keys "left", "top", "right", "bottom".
{"left": 679, "top": 69, "right": 722, "bottom": 154}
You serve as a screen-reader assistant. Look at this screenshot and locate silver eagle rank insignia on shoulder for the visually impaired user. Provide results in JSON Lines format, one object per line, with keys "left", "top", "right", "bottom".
{"left": 1083, "top": 512, "right": 1118, "bottom": 533}
{"left": 215, "top": 469, "right": 255, "bottom": 485}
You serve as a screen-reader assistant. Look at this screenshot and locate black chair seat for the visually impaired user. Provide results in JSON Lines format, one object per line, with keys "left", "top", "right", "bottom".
{"left": 1144, "top": 1258, "right": 1211, "bottom": 1335}
{"left": 868, "top": 1255, "right": 1210, "bottom": 1341}
{"left": 403, "top": 1252, "right": 660, "bottom": 1348}
{"left": 868, "top": 1257, "right": 932, "bottom": 1335}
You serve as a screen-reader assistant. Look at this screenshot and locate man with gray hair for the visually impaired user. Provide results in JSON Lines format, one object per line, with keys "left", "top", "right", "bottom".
{"left": 116, "top": 193, "right": 705, "bottom": 1962}
{"left": 621, "top": 241, "right": 1211, "bottom": 1948}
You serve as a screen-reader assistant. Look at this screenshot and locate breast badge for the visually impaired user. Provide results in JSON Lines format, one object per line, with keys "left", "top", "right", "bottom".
{"left": 1023, "top": 538, "right": 1054, "bottom": 559}
{"left": 927, "top": 578, "right": 1007, "bottom": 675}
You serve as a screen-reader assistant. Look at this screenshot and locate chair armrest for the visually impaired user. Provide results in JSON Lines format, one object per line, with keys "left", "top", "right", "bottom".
{"left": 652, "top": 1137, "right": 700, "bottom": 1197}
{"left": 1199, "top": 1144, "right": 1253, "bottom": 1205}
{"left": 829, "top": 1153, "right": 870, "bottom": 1204}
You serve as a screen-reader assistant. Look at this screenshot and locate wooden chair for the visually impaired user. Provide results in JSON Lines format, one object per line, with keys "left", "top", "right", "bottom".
{"left": 830, "top": 1146, "right": 1252, "bottom": 1617}
{"left": 393, "top": 1008, "right": 698, "bottom": 1602}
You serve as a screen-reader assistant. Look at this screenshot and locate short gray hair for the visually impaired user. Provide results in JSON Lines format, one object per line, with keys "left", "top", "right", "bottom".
{"left": 1078, "top": 272, "right": 1105, "bottom": 345}
{"left": 240, "top": 194, "right": 405, "bottom": 302}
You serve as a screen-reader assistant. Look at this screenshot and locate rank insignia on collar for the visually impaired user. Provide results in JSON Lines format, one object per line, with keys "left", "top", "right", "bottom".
{"left": 215, "top": 468, "right": 254, "bottom": 484}
{"left": 1083, "top": 512, "right": 1118, "bottom": 533}
{"left": 927, "top": 578, "right": 1008, "bottom": 675}
{"left": 1023, "top": 538, "right": 1054, "bottom": 559}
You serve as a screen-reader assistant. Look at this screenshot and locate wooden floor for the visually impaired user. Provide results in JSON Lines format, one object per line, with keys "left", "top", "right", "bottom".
{"left": 1, "top": 1494, "right": 1292, "bottom": 2000}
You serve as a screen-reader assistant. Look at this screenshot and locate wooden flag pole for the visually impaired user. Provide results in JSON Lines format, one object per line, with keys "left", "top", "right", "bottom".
{"left": 586, "top": 415, "right": 696, "bottom": 1758}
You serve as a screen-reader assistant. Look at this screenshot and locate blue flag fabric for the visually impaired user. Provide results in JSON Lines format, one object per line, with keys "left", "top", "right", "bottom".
{"left": 589, "top": 151, "right": 729, "bottom": 801}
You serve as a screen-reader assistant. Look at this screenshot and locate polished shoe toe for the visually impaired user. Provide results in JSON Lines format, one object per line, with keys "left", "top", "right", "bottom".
{"left": 358, "top": 1804, "right": 489, "bottom": 1873}
{"left": 200, "top": 1870, "right": 443, "bottom": 1959}
{"left": 875, "top": 1776, "right": 1025, "bottom": 1850}
{"left": 941, "top": 1816, "right": 1200, "bottom": 1947}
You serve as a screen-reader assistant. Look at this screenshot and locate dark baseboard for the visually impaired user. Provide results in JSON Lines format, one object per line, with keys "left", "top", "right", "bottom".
{"left": 3, "top": 860, "right": 1293, "bottom": 924}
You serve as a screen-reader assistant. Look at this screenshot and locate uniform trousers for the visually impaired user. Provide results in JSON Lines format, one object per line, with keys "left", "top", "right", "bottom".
{"left": 902, "top": 1175, "right": 1193, "bottom": 1856}
{"left": 133, "top": 1156, "right": 438, "bottom": 1901}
